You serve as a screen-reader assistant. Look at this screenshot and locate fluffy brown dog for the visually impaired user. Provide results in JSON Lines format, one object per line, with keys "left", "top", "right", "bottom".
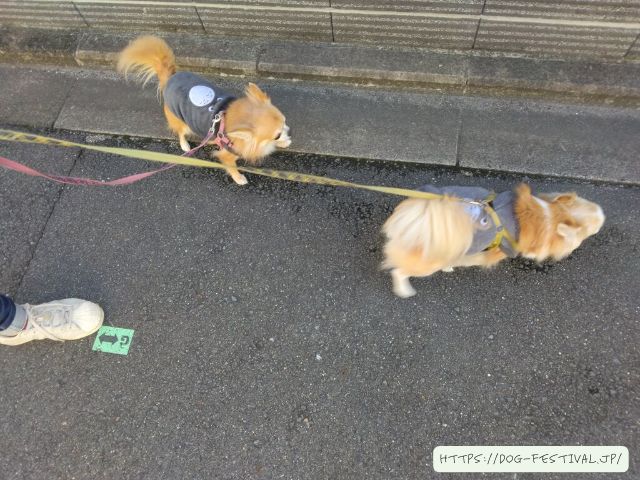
{"left": 382, "top": 183, "right": 604, "bottom": 297}
{"left": 117, "top": 35, "right": 291, "bottom": 185}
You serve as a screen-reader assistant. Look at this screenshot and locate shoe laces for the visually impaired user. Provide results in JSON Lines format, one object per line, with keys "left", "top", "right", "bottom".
{"left": 24, "top": 303, "right": 75, "bottom": 341}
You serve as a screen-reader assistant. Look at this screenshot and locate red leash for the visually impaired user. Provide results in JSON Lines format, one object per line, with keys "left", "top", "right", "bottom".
{"left": 0, "top": 114, "right": 233, "bottom": 186}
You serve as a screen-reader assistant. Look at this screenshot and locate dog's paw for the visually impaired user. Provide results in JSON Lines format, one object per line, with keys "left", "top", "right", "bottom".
{"left": 391, "top": 269, "right": 416, "bottom": 298}
{"left": 233, "top": 174, "right": 249, "bottom": 186}
{"left": 442, "top": 266, "right": 454, "bottom": 272}
{"left": 394, "top": 284, "right": 417, "bottom": 298}
{"left": 180, "top": 138, "right": 191, "bottom": 152}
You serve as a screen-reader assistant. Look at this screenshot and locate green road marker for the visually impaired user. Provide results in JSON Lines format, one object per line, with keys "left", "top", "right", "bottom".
{"left": 92, "top": 326, "right": 134, "bottom": 355}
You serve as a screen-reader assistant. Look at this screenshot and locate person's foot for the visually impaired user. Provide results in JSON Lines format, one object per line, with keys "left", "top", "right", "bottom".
{"left": 0, "top": 299, "right": 104, "bottom": 346}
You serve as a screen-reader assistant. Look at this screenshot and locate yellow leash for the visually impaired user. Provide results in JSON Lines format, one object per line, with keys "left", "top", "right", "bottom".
{"left": 0, "top": 129, "right": 463, "bottom": 199}
{"left": 0, "top": 129, "right": 518, "bottom": 251}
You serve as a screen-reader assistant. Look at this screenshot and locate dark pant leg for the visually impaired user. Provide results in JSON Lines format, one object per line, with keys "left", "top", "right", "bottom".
{"left": 0, "top": 294, "right": 17, "bottom": 331}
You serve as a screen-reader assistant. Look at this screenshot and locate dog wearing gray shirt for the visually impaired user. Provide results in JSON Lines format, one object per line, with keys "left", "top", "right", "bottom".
{"left": 118, "top": 35, "right": 291, "bottom": 185}
{"left": 382, "top": 183, "right": 604, "bottom": 297}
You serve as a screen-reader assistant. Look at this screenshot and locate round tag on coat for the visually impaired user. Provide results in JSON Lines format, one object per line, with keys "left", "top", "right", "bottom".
{"left": 463, "top": 204, "right": 492, "bottom": 230}
{"left": 188, "top": 85, "right": 215, "bottom": 107}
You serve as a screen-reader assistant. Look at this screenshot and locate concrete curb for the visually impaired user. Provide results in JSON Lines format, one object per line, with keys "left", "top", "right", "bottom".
{"left": 1, "top": 26, "right": 640, "bottom": 107}
{"left": 1, "top": 63, "right": 639, "bottom": 185}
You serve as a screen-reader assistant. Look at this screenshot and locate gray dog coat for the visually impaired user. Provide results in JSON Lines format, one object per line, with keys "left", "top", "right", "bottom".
{"left": 418, "top": 185, "right": 519, "bottom": 257}
{"left": 164, "top": 72, "right": 236, "bottom": 139}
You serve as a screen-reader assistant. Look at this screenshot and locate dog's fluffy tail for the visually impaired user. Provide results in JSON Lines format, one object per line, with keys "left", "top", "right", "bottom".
{"left": 381, "top": 198, "right": 475, "bottom": 270}
{"left": 117, "top": 35, "right": 176, "bottom": 92}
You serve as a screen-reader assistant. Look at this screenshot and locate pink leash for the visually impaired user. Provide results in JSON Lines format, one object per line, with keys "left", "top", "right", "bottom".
{"left": 0, "top": 114, "right": 232, "bottom": 186}
{"left": 0, "top": 155, "right": 177, "bottom": 186}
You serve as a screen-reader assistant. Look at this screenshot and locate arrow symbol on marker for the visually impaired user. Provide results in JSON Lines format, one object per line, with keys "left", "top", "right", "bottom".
{"left": 99, "top": 333, "right": 118, "bottom": 345}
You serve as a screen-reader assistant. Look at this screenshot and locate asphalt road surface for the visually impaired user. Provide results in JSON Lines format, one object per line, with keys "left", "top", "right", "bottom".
{"left": 0, "top": 128, "right": 638, "bottom": 480}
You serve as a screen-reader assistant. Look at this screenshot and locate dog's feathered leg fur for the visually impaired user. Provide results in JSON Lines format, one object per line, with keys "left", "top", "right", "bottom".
{"left": 215, "top": 149, "right": 247, "bottom": 185}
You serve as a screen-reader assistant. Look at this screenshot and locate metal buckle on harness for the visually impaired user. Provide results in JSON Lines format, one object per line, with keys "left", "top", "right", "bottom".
{"left": 479, "top": 191, "right": 505, "bottom": 250}
{"left": 209, "top": 113, "right": 222, "bottom": 133}
{"left": 466, "top": 192, "right": 496, "bottom": 208}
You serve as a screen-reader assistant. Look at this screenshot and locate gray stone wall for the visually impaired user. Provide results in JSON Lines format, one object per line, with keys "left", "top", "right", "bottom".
{"left": 1, "top": 0, "right": 639, "bottom": 60}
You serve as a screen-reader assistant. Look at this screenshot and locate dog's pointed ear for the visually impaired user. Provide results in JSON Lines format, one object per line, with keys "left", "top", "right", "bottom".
{"left": 227, "top": 126, "right": 263, "bottom": 161}
{"left": 515, "top": 183, "right": 532, "bottom": 199}
{"left": 556, "top": 222, "right": 579, "bottom": 238}
{"left": 245, "top": 83, "right": 271, "bottom": 104}
{"left": 226, "top": 127, "right": 253, "bottom": 141}
{"left": 550, "top": 192, "right": 577, "bottom": 204}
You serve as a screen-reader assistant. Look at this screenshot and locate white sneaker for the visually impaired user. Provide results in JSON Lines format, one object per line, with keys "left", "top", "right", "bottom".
{"left": 0, "top": 299, "right": 104, "bottom": 346}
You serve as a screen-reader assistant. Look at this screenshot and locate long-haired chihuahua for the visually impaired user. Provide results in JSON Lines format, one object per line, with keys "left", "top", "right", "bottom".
{"left": 382, "top": 183, "right": 604, "bottom": 297}
{"left": 117, "top": 35, "right": 291, "bottom": 185}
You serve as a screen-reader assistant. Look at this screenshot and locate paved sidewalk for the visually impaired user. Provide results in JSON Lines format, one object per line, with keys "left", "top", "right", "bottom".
{"left": 1, "top": 63, "right": 639, "bottom": 184}
{"left": 4, "top": 27, "right": 640, "bottom": 104}
{"left": 0, "top": 128, "right": 638, "bottom": 479}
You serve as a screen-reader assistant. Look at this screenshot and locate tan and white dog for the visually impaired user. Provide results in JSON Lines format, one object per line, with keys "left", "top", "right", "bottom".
{"left": 117, "top": 35, "right": 291, "bottom": 185}
{"left": 382, "top": 183, "right": 605, "bottom": 297}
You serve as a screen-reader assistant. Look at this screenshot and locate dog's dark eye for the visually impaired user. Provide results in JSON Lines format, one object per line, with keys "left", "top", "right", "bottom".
{"left": 274, "top": 131, "right": 281, "bottom": 140}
